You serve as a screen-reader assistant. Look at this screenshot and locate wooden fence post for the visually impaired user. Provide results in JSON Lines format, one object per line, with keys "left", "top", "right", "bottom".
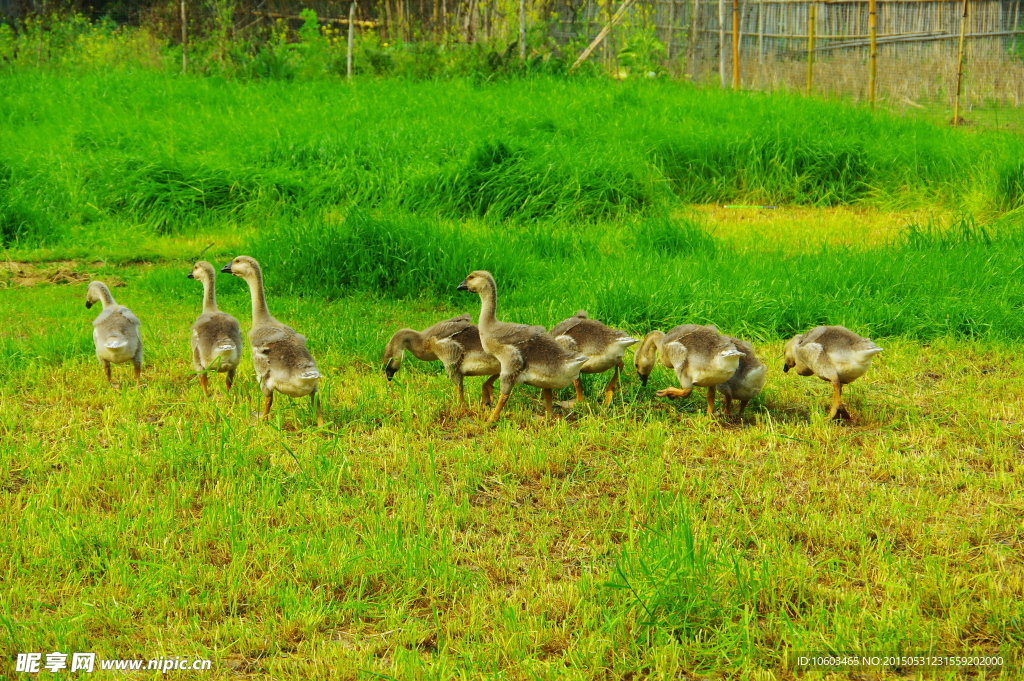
{"left": 732, "top": 0, "right": 740, "bottom": 89}
{"left": 868, "top": 0, "right": 877, "bottom": 106}
{"left": 181, "top": 0, "right": 188, "bottom": 74}
{"left": 690, "top": 0, "right": 701, "bottom": 82}
{"left": 757, "top": 0, "right": 764, "bottom": 86}
{"left": 953, "top": 0, "right": 968, "bottom": 123}
{"left": 806, "top": 2, "right": 815, "bottom": 95}
{"left": 719, "top": 0, "right": 726, "bottom": 87}
{"left": 347, "top": 1, "right": 355, "bottom": 80}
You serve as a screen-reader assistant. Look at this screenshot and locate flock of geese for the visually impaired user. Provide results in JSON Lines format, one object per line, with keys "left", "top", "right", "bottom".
{"left": 86, "top": 258, "right": 884, "bottom": 425}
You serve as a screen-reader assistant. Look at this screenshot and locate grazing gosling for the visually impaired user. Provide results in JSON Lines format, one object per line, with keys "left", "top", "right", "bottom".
{"left": 188, "top": 261, "right": 243, "bottom": 396}
{"left": 221, "top": 256, "right": 323, "bottom": 426}
{"left": 86, "top": 281, "right": 143, "bottom": 385}
{"left": 382, "top": 314, "right": 500, "bottom": 407}
{"left": 715, "top": 337, "right": 767, "bottom": 416}
{"left": 634, "top": 324, "right": 743, "bottom": 415}
{"left": 549, "top": 310, "right": 640, "bottom": 407}
{"left": 457, "top": 271, "right": 588, "bottom": 422}
{"left": 783, "top": 325, "right": 882, "bottom": 420}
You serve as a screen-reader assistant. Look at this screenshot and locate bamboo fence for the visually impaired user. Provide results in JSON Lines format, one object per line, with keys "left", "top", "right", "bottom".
{"left": 4, "top": 0, "right": 1023, "bottom": 106}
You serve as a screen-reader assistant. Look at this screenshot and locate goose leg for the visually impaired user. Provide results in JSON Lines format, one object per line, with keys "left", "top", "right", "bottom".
{"left": 311, "top": 390, "right": 324, "bottom": 427}
{"left": 133, "top": 360, "right": 142, "bottom": 385}
{"left": 706, "top": 386, "right": 716, "bottom": 416}
{"left": 557, "top": 378, "right": 584, "bottom": 409}
{"left": 602, "top": 363, "right": 622, "bottom": 407}
{"left": 101, "top": 359, "right": 111, "bottom": 383}
{"left": 260, "top": 393, "right": 274, "bottom": 421}
{"left": 542, "top": 388, "right": 555, "bottom": 420}
{"left": 722, "top": 396, "right": 733, "bottom": 417}
{"left": 738, "top": 399, "right": 749, "bottom": 415}
{"left": 487, "top": 393, "right": 510, "bottom": 423}
{"left": 455, "top": 378, "right": 467, "bottom": 407}
{"left": 480, "top": 375, "right": 497, "bottom": 407}
{"left": 226, "top": 368, "right": 236, "bottom": 392}
{"left": 199, "top": 372, "right": 210, "bottom": 397}
{"left": 829, "top": 380, "right": 850, "bottom": 420}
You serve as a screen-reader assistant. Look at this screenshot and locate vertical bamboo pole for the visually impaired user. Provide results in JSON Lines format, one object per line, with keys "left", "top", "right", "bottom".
{"left": 953, "top": 0, "right": 968, "bottom": 123}
{"left": 731, "top": 0, "right": 740, "bottom": 89}
{"left": 806, "top": 2, "right": 815, "bottom": 95}
{"left": 719, "top": 0, "right": 726, "bottom": 87}
{"left": 180, "top": 0, "right": 188, "bottom": 74}
{"left": 667, "top": 0, "right": 676, "bottom": 60}
{"left": 868, "top": 0, "right": 877, "bottom": 106}
{"left": 690, "top": 0, "right": 701, "bottom": 82}
{"left": 347, "top": 2, "right": 355, "bottom": 79}
{"left": 519, "top": 0, "right": 526, "bottom": 59}
{"left": 757, "top": 0, "right": 764, "bottom": 86}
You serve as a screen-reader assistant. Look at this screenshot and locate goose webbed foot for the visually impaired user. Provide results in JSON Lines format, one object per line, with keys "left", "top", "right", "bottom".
{"left": 655, "top": 387, "right": 691, "bottom": 399}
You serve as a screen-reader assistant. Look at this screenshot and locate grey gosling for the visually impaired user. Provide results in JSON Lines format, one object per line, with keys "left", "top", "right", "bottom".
{"left": 188, "top": 261, "right": 243, "bottom": 396}
{"left": 382, "top": 314, "right": 500, "bottom": 407}
{"left": 715, "top": 337, "right": 767, "bottom": 416}
{"left": 221, "top": 256, "right": 323, "bottom": 426}
{"left": 549, "top": 310, "right": 640, "bottom": 407}
{"left": 457, "top": 271, "right": 588, "bottom": 422}
{"left": 783, "top": 325, "right": 882, "bottom": 420}
{"left": 634, "top": 324, "right": 743, "bottom": 415}
{"left": 86, "top": 281, "right": 143, "bottom": 384}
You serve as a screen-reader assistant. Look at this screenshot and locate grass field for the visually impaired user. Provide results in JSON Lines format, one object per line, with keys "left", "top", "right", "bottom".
{"left": 2, "top": 71, "right": 1024, "bottom": 679}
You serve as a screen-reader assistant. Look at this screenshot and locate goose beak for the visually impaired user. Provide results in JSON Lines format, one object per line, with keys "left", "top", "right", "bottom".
{"left": 187, "top": 272, "right": 195, "bottom": 279}
{"left": 639, "top": 374, "right": 648, "bottom": 386}
{"left": 85, "top": 300, "right": 93, "bottom": 309}
{"left": 384, "top": 364, "right": 398, "bottom": 380}
{"left": 220, "top": 263, "right": 233, "bottom": 274}
{"left": 782, "top": 363, "right": 791, "bottom": 373}
{"left": 456, "top": 278, "right": 469, "bottom": 291}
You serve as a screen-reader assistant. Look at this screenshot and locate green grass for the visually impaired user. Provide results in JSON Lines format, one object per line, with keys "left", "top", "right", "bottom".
{"left": 3, "top": 70, "right": 1024, "bottom": 254}
{"left": 3, "top": 72, "right": 1024, "bottom": 679}
{"left": 250, "top": 210, "right": 1024, "bottom": 340}
{"left": 1, "top": 270, "right": 1023, "bottom": 679}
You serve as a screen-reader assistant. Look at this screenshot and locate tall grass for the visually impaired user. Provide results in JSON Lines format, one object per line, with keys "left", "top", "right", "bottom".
{"left": 2, "top": 72, "right": 1024, "bottom": 248}
{"left": 251, "top": 210, "right": 1024, "bottom": 340}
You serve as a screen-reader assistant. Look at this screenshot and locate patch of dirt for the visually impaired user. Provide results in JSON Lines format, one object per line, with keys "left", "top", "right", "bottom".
{"left": 0, "top": 261, "right": 122, "bottom": 288}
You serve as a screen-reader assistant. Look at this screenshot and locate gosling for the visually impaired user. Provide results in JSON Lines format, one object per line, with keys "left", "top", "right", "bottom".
{"left": 783, "top": 325, "right": 882, "bottom": 420}
{"left": 457, "top": 271, "right": 588, "bottom": 422}
{"left": 382, "top": 314, "right": 500, "bottom": 407}
{"left": 634, "top": 324, "right": 743, "bottom": 415}
{"left": 715, "top": 337, "right": 767, "bottom": 416}
{"left": 86, "top": 281, "right": 143, "bottom": 385}
{"left": 221, "top": 256, "right": 323, "bottom": 426}
{"left": 549, "top": 310, "right": 639, "bottom": 407}
{"left": 188, "top": 261, "right": 243, "bottom": 396}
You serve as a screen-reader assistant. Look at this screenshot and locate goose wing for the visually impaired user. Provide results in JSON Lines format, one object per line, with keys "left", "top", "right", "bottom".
{"left": 423, "top": 314, "right": 474, "bottom": 341}
{"left": 432, "top": 337, "right": 465, "bottom": 380}
{"left": 548, "top": 310, "right": 588, "bottom": 338}
{"left": 491, "top": 322, "right": 546, "bottom": 347}
{"left": 663, "top": 340, "right": 689, "bottom": 369}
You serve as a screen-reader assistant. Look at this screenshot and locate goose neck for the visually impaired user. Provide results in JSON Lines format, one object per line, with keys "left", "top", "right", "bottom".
{"left": 476, "top": 278, "right": 498, "bottom": 331}
{"left": 96, "top": 285, "right": 116, "bottom": 309}
{"left": 388, "top": 329, "right": 425, "bottom": 361}
{"left": 201, "top": 276, "right": 218, "bottom": 314}
{"left": 246, "top": 268, "right": 273, "bottom": 325}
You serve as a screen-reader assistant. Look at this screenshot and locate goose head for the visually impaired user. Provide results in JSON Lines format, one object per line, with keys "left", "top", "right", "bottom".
{"left": 221, "top": 256, "right": 261, "bottom": 280}
{"left": 188, "top": 260, "right": 216, "bottom": 282}
{"left": 85, "top": 281, "right": 112, "bottom": 310}
{"left": 782, "top": 334, "right": 804, "bottom": 373}
{"left": 457, "top": 270, "right": 494, "bottom": 294}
